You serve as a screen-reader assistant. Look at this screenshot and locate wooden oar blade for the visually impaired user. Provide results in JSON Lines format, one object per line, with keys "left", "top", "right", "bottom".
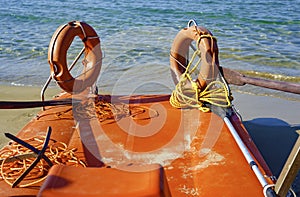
{"left": 221, "top": 67, "right": 246, "bottom": 86}
{"left": 243, "top": 76, "right": 300, "bottom": 95}
{"left": 221, "top": 66, "right": 300, "bottom": 94}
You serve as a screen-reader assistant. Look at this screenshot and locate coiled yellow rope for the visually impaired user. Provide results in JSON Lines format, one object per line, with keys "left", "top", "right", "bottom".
{"left": 170, "top": 35, "right": 231, "bottom": 112}
{"left": 170, "top": 79, "right": 231, "bottom": 112}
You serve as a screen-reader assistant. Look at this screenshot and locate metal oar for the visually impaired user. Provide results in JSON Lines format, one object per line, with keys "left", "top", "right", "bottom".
{"left": 0, "top": 98, "right": 77, "bottom": 109}
{"left": 221, "top": 67, "right": 300, "bottom": 94}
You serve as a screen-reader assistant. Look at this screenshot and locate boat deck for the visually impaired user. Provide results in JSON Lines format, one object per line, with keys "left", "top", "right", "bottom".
{"left": 0, "top": 94, "right": 273, "bottom": 196}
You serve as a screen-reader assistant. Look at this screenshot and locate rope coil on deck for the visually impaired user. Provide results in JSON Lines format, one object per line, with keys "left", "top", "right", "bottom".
{"left": 74, "top": 98, "right": 159, "bottom": 123}
{"left": 0, "top": 136, "right": 85, "bottom": 188}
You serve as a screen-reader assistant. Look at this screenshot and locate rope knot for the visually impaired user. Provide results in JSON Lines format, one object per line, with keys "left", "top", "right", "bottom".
{"left": 169, "top": 34, "right": 231, "bottom": 112}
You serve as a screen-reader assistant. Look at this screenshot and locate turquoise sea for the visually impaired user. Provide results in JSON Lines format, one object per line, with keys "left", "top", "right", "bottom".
{"left": 0, "top": 0, "right": 300, "bottom": 99}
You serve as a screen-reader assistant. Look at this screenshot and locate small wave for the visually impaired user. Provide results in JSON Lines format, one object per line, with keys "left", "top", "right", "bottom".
{"left": 10, "top": 82, "right": 34, "bottom": 87}
{"left": 231, "top": 86, "right": 300, "bottom": 102}
{"left": 239, "top": 70, "right": 300, "bottom": 83}
{"left": 10, "top": 82, "right": 28, "bottom": 87}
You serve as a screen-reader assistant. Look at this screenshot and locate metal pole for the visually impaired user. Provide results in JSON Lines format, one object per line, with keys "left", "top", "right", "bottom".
{"left": 40, "top": 47, "right": 85, "bottom": 110}
{"left": 223, "top": 117, "right": 277, "bottom": 197}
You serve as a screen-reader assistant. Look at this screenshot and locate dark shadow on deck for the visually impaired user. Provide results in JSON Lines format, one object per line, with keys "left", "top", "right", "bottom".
{"left": 243, "top": 118, "right": 300, "bottom": 195}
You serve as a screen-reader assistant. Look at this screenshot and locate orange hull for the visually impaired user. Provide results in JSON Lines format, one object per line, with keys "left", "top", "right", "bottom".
{"left": 0, "top": 93, "right": 274, "bottom": 196}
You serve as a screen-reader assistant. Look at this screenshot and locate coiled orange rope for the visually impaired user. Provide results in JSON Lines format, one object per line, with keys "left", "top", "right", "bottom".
{"left": 0, "top": 136, "right": 85, "bottom": 188}
{"left": 74, "top": 98, "right": 159, "bottom": 123}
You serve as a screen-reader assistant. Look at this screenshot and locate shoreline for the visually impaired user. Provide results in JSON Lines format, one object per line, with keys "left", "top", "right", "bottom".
{"left": 232, "top": 91, "right": 300, "bottom": 126}
{"left": 0, "top": 85, "right": 61, "bottom": 146}
{"left": 0, "top": 84, "right": 299, "bottom": 133}
{"left": 1, "top": 84, "right": 299, "bottom": 144}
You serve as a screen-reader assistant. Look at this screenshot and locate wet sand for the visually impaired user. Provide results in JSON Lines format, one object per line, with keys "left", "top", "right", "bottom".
{"left": 0, "top": 85, "right": 299, "bottom": 194}
{"left": 0, "top": 85, "right": 61, "bottom": 146}
{"left": 232, "top": 92, "right": 300, "bottom": 195}
{"left": 1, "top": 85, "right": 298, "bottom": 133}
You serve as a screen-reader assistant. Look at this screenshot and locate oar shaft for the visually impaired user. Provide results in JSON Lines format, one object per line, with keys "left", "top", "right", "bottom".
{"left": 0, "top": 99, "right": 73, "bottom": 109}
{"left": 242, "top": 76, "right": 300, "bottom": 94}
{"left": 221, "top": 66, "right": 300, "bottom": 94}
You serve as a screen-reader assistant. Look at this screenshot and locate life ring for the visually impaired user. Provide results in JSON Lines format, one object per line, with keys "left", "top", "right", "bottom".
{"left": 170, "top": 24, "right": 219, "bottom": 89}
{"left": 48, "top": 21, "right": 102, "bottom": 93}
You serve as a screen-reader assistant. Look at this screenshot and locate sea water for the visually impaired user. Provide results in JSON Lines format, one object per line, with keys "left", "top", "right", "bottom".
{"left": 0, "top": 0, "right": 299, "bottom": 99}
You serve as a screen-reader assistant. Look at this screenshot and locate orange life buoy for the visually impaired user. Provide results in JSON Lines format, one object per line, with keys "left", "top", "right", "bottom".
{"left": 48, "top": 21, "right": 102, "bottom": 93}
{"left": 170, "top": 24, "right": 219, "bottom": 89}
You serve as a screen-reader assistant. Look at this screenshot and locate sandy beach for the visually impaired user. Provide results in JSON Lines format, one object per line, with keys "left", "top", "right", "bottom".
{"left": 0, "top": 85, "right": 61, "bottom": 146}
{"left": 0, "top": 85, "right": 299, "bottom": 194}
{"left": 1, "top": 85, "right": 298, "bottom": 132}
